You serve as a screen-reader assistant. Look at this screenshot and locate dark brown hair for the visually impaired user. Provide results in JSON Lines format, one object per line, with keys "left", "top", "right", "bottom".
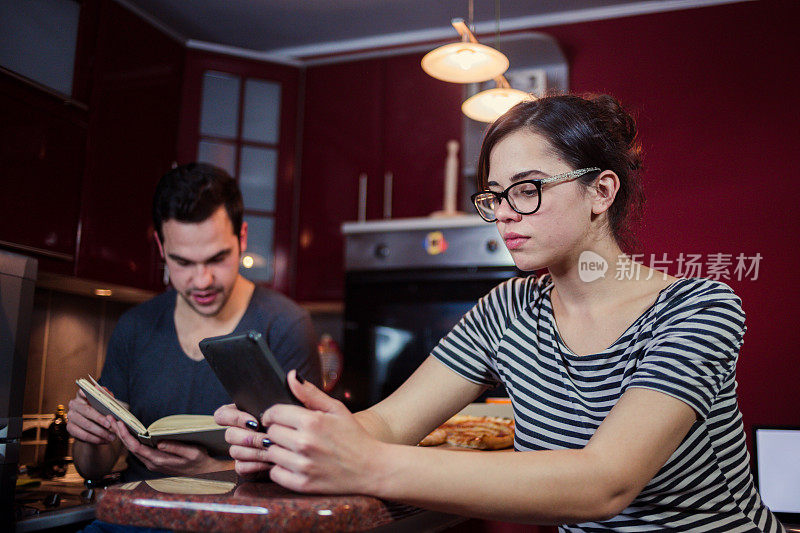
{"left": 477, "top": 93, "right": 645, "bottom": 252}
{"left": 152, "top": 162, "right": 244, "bottom": 242}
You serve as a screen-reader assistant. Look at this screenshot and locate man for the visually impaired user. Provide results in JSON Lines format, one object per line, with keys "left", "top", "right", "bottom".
{"left": 67, "top": 162, "right": 320, "bottom": 481}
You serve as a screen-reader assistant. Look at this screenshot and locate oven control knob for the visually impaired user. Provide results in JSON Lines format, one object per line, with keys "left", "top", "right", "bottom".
{"left": 374, "top": 243, "right": 390, "bottom": 259}
{"left": 486, "top": 239, "right": 499, "bottom": 252}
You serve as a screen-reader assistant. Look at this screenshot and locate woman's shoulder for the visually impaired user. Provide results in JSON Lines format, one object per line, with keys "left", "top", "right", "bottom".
{"left": 660, "top": 277, "right": 741, "bottom": 305}
{"left": 480, "top": 272, "right": 551, "bottom": 315}
{"left": 654, "top": 277, "right": 745, "bottom": 326}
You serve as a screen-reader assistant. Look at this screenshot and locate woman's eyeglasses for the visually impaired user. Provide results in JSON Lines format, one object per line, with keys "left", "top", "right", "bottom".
{"left": 471, "top": 167, "right": 601, "bottom": 222}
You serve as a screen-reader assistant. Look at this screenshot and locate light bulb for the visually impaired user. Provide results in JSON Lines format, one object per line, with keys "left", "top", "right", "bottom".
{"left": 462, "top": 88, "right": 533, "bottom": 123}
{"left": 421, "top": 42, "right": 508, "bottom": 83}
{"left": 450, "top": 47, "right": 489, "bottom": 71}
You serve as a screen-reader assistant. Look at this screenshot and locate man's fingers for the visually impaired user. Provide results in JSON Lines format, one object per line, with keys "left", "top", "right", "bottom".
{"left": 113, "top": 421, "right": 139, "bottom": 450}
{"left": 65, "top": 421, "right": 111, "bottom": 444}
{"left": 65, "top": 409, "right": 116, "bottom": 443}
{"left": 66, "top": 409, "right": 114, "bottom": 439}
{"left": 114, "top": 422, "right": 185, "bottom": 468}
{"left": 69, "top": 397, "right": 114, "bottom": 429}
{"left": 115, "top": 421, "right": 160, "bottom": 462}
{"left": 156, "top": 440, "right": 204, "bottom": 461}
{"left": 138, "top": 456, "right": 157, "bottom": 472}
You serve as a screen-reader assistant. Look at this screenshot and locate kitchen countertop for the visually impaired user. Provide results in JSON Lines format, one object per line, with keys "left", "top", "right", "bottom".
{"left": 15, "top": 465, "right": 100, "bottom": 532}
{"left": 96, "top": 405, "right": 512, "bottom": 531}
{"left": 95, "top": 469, "right": 466, "bottom": 532}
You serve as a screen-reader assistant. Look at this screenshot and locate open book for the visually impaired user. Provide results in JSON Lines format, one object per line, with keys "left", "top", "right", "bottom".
{"left": 76, "top": 376, "right": 229, "bottom": 456}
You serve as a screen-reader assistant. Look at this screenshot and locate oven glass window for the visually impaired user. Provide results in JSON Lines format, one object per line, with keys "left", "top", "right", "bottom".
{"left": 342, "top": 269, "right": 516, "bottom": 410}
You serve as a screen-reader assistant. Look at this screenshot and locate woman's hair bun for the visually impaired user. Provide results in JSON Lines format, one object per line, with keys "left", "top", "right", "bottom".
{"left": 588, "top": 94, "right": 642, "bottom": 171}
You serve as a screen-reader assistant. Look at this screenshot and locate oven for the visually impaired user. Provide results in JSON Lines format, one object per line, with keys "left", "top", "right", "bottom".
{"left": 338, "top": 216, "right": 520, "bottom": 412}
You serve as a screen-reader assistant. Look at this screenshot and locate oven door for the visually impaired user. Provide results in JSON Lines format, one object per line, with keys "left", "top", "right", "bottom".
{"left": 339, "top": 266, "right": 518, "bottom": 412}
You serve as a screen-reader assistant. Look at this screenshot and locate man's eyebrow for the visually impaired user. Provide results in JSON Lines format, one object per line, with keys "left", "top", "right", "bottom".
{"left": 167, "top": 248, "right": 232, "bottom": 264}
{"left": 487, "top": 169, "right": 548, "bottom": 187}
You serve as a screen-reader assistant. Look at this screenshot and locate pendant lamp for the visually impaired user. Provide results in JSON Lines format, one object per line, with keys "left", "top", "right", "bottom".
{"left": 462, "top": 83, "right": 532, "bottom": 123}
{"left": 421, "top": 18, "right": 508, "bottom": 84}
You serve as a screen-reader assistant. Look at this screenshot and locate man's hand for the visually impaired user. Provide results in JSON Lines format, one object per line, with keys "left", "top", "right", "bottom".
{"left": 112, "top": 420, "right": 231, "bottom": 476}
{"left": 67, "top": 389, "right": 117, "bottom": 445}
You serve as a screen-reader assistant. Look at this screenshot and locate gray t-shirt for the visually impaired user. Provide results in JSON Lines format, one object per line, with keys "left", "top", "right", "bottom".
{"left": 99, "top": 286, "right": 320, "bottom": 480}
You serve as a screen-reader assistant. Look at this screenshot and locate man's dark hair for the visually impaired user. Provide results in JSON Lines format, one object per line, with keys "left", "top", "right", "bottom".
{"left": 152, "top": 162, "right": 244, "bottom": 242}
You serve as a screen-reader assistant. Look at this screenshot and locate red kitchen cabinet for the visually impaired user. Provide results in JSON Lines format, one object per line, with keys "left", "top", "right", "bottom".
{"left": 296, "top": 53, "right": 463, "bottom": 301}
{"left": 0, "top": 71, "right": 87, "bottom": 275}
{"left": 177, "top": 50, "right": 300, "bottom": 296}
{"left": 295, "top": 58, "right": 384, "bottom": 302}
{"left": 381, "top": 54, "right": 465, "bottom": 219}
{"left": 0, "top": 0, "right": 181, "bottom": 291}
{"left": 75, "top": 0, "right": 184, "bottom": 290}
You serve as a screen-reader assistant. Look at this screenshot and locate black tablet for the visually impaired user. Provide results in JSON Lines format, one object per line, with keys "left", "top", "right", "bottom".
{"left": 199, "top": 330, "right": 301, "bottom": 421}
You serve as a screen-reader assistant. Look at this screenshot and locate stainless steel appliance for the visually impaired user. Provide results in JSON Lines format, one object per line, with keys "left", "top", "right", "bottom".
{"left": 339, "top": 216, "right": 518, "bottom": 411}
{"left": 1, "top": 250, "right": 37, "bottom": 524}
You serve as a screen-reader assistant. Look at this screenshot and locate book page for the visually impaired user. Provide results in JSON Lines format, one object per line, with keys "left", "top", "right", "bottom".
{"left": 148, "top": 414, "right": 225, "bottom": 435}
{"left": 76, "top": 377, "right": 147, "bottom": 435}
{"left": 145, "top": 477, "right": 235, "bottom": 495}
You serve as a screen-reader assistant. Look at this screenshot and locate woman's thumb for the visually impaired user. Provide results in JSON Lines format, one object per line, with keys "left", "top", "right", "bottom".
{"left": 287, "top": 370, "right": 343, "bottom": 413}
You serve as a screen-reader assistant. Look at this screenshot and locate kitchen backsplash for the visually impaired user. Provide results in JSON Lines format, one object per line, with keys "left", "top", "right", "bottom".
{"left": 22, "top": 289, "right": 131, "bottom": 465}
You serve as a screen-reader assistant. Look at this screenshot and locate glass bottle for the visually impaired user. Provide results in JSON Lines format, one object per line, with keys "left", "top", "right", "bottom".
{"left": 43, "top": 405, "right": 69, "bottom": 478}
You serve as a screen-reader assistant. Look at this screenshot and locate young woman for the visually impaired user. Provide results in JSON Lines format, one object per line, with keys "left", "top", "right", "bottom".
{"left": 215, "top": 94, "right": 784, "bottom": 532}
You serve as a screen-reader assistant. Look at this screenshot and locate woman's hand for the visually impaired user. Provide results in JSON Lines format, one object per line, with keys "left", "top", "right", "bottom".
{"left": 219, "top": 371, "right": 388, "bottom": 494}
{"left": 214, "top": 403, "right": 271, "bottom": 479}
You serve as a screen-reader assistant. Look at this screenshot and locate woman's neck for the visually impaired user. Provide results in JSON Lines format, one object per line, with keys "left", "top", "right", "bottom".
{"left": 547, "top": 239, "right": 677, "bottom": 318}
{"left": 547, "top": 239, "right": 629, "bottom": 311}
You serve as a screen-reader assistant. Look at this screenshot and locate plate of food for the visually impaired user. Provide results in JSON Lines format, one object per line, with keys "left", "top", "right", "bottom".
{"left": 418, "top": 412, "right": 515, "bottom": 451}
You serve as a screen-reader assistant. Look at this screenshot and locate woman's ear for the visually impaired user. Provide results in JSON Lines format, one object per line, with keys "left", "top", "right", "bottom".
{"left": 591, "top": 171, "right": 620, "bottom": 215}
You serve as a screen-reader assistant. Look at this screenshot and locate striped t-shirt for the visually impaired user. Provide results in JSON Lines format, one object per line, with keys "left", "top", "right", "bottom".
{"left": 432, "top": 275, "right": 784, "bottom": 532}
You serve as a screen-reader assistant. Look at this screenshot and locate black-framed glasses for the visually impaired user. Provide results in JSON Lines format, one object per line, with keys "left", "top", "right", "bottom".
{"left": 471, "top": 167, "right": 601, "bottom": 222}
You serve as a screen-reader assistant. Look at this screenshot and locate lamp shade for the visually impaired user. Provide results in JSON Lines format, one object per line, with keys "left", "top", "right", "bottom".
{"left": 421, "top": 42, "right": 509, "bottom": 83}
{"left": 462, "top": 87, "right": 532, "bottom": 123}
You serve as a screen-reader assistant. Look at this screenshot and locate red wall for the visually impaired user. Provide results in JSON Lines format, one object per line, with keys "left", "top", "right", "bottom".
{"left": 535, "top": 0, "right": 800, "bottom": 433}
